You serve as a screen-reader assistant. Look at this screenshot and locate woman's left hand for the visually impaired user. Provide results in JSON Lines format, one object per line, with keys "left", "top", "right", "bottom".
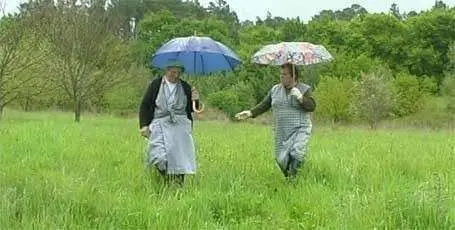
{"left": 191, "top": 87, "right": 199, "bottom": 101}
{"left": 289, "top": 87, "right": 303, "bottom": 100}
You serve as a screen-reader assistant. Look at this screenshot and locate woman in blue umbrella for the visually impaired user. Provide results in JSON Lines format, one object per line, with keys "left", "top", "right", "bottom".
{"left": 139, "top": 60, "right": 201, "bottom": 186}
{"left": 235, "top": 63, "right": 316, "bottom": 180}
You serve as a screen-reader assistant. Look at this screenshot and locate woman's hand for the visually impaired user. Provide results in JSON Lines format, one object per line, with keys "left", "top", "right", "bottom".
{"left": 140, "top": 126, "right": 150, "bottom": 138}
{"left": 191, "top": 87, "right": 204, "bottom": 113}
{"left": 191, "top": 87, "right": 199, "bottom": 101}
{"left": 235, "top": 110, "right": 252, "bottom": 120}
{"left": 289, "top": 87, "right": 303, "bottom": 101}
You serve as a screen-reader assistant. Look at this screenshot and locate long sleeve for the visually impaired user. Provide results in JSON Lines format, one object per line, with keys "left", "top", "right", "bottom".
{"left": 251, "top": 91, "right": 272, "bottom": 118}
{"left": 139, "top": 82, "right": 155, "bottom": 128}
{"left": 299, "top": 89, "right": 316, "bottom": 112}
{"left": 182, "top": 81, "right": 200, "bottom": 120}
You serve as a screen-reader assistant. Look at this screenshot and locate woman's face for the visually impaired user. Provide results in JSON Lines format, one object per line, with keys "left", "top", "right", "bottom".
{"left": 165, "top": 67, "right": 182, "bottom": 83}
{"left": 280, "top": 65, "right": 295, "bottom": 89}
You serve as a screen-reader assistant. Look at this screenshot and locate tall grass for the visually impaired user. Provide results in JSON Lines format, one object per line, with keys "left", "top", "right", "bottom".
{"left": 1, "top": 110, "right": 454, "bottom": 229}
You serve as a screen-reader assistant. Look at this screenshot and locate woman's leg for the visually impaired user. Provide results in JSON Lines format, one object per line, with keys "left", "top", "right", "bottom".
{"left": 287, "top": 157, "right": 302, "bottom": 178}
{"left": 168, "top": 174, "right": 185, "bottom": 186}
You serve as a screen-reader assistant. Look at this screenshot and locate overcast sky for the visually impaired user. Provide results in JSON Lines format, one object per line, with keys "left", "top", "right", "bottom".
{"left": 2, "top": 0, "right": 455, "bottom": 22}
{"left": 198, "top": 0, "right": 455, "bottom": 22}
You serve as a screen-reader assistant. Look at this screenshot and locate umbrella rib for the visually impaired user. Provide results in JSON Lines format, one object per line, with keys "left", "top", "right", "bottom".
{"left": 224, "top": 55, "right": 234, "bottom": 72}
{"left": 194, "top": 51, "right": 197, "bottom": 75}
{"left": 200, "top": 53, "right": 204, "bottom": 74}
{"left": 212, "top": 42, "right": 236, "bottom": 72}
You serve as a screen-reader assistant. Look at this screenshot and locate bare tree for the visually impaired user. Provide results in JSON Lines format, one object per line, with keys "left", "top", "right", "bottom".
{"left": 0, "top": 0, "right": 5, "bottom": 16}
{"left": 350, "top": 69, "right": 394, "bottom": 129}
{"left": 0, "top": 14, "right": 48, "bottom": 120}
{"left": 43, "top": 3, "right": 133, "bottom": 122}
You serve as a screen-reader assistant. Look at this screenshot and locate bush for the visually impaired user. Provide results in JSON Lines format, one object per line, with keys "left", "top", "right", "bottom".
{"left": 318, "top": 53, "right": 387, "bottom": 81}
{"left": 441, "top": 74, "right": 455, "bottom": 113}
{"left": 350, "top": 71, "right": 394, "bottom": 129}
{"left": 395, "top": 96, "right": 454, "bottom": 129}
{"left": 207, "top": 81, "right": 255, "bottom": 119}
{"left": 313, "top": 76, "right": 355, "bottom": 124}
{"left": 419, "top": 77, "right": 439, "bottom": 95}
{"left": 391, "top": 73, "right": 424, "bottom": 117}
{"left": 104, "top": 85, "right": 143, "bottom": 116}
{"left": 100, "top": 64, "right": 150, "bottom": 116}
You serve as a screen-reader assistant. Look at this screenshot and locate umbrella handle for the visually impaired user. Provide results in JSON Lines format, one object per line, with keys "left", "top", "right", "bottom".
{"left": 192, "top": 100, "right": 204, "bottom": 113}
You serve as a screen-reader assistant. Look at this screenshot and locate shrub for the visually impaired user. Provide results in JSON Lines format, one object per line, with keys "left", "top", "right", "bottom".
{"left": 441, "top": 74, "right": 455, "bottom": 113}
{"left": 207, "top": 81, "right": 255, "bottom": 119}
{"left": 391, "top": 73, "right": 424, "bottom": 117}
{"left": 313, "top": 76, "right": 355, "bottom": 124}
{"left": 350, "top": 71, "right": 394, "bottom": 129}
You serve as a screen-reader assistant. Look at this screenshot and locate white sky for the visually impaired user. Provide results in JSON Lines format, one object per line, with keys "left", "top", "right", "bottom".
{"left": 199, "top": 0, "right": 455, "bottom": 22}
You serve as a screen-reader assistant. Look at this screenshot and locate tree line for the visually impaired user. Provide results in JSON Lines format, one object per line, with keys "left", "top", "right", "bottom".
{"left": 0, "top": 0, "right": 454, "bottom": 128}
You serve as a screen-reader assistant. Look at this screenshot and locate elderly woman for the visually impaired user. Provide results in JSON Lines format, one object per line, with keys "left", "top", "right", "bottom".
{"left": 139, "top": 60, "right": 201, "bottom": 185}
{"left": 235, "top": 63, "right": 316, "bottom": 180}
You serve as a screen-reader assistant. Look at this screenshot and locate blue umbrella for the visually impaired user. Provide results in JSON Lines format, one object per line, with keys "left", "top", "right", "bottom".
{"left": 150, "top": 36, "right": 242, "bottom": 75}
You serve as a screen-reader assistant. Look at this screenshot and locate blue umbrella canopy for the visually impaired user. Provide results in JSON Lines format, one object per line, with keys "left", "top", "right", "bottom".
{"left": 150, "top": 36, "right": 242, "bottom": 75}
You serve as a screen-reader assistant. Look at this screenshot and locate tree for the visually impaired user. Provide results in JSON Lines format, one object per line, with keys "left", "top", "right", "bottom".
{"left": 312, "top": 4, "right": 368, "bottom": 21}
{"left": 0, "top": 0, "right": 5, "bottom": 16}
{"left": 207, "top": 0, "right": 240, "bottom": 45}
{"left": 390, "top": 3, "right": 402, "bottom": 20}
{"left": 407, "top": 11, "right": 419, "bottom": 18}
{"left": 106, "top": 0, "right": 143, "bottom": 39}
{"left": 277, "top": 18, "right": 307, "bottom": 42}
{"left": 391, "top": 73, "right": 424, "bottom": 117}
{"left": 41, "top": 2, "right": 133, "bottom": 122}
{"left": 105, "top": 0, "right": 207, "bottom": 40}
{"left": 136, "top": 9, "right": 234, "bottom": 67}
{"left": 441, "top": 74, "right": 455, "bottom": 112}
{"left": 442, "top": 43, "right": 455, "bottom": 112}
{"left": 406, "top": 10, "right": 455, "bottom": 84}
{"left": 337, "top": 4, "right": 368, "bottom": 20}
{"left": 433, "top": 1, "right": 447, "bottom": 10}
{"left": 314, "top": 76, "right": 355, "bottom": 124}
{"left": 136, "top": 9, "right": 179, "bottom": 64}
{"left": 351, "top": 69, "right": 394, "bottom": 129}
{"left": 0, "top": 15, "right": 48, "bottom": 120}
{"left": 353, "top": 14, "right": 409, "bottom": 72}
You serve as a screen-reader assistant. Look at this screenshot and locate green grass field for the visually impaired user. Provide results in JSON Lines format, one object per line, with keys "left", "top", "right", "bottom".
{"left": 1, "top": 110, "right": 454, "bottom": 229}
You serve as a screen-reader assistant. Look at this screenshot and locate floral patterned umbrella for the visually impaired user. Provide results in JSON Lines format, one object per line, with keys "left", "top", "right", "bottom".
{"left": 252, "top": 42, "right": 333, "bottom": 66}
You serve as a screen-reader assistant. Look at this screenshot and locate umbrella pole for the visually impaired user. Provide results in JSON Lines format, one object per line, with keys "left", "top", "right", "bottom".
{"left": 292, "top": 64, "right": 296, "bottom": 83}
{"left": 191, "top": 30, "right": 204, "bottom": 113}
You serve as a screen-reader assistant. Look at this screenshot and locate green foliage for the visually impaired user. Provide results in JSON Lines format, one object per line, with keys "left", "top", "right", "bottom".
{"left": 353, "top": 14, "right": 408, "bottom": 71}
{"left": 5, "top": 0, "right": 455, "bottom": 126}
{"left": 441, "top": 74, "right": 455, "bottom": 112}
{"left": 391, "top": 73, "right": 424, "bottom": 117}
{"left": 419, "top": 77, "right": 439, "bottom": 95}
{"left": 207, "top": 82, "right": 255, "bottom": 119}
{"left": 34, "top": 4, "right": 135, "bottom": 122}
{"left": 102, "top": 65, "right": 151, "bottom": 116}
{"left": 351, "top": 70, "right": 394, "bottom": 129}
{"left": 319, "top": 53, "right": 386, "bottom": 80}
{"left": 441, "top": 42, "right": 455, "bottom": 113}
{"left": 393, "top": 96, "right": 454, "bottom": 129}
{"left": 0, "top": 14, "right": 48, "bottom": 118}
{"left": 313, "top": 76, "right": 355, "bottom": 123}
{"left": 405, "top": 10, "right": 455, "bottom": 79}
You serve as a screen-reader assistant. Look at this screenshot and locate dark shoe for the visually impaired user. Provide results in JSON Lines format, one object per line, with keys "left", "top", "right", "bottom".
{"left": 287, "top": 159, "right": 302, "bottom": 177}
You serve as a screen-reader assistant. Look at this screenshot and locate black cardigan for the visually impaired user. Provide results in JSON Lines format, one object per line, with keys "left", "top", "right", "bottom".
{"left": 139, "top": 76, "right": 199, "bottom": 128}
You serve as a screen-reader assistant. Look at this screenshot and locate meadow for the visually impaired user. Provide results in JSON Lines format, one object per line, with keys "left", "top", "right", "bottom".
{"left": 1, "top": 109, "right": 454, "bottom": 229}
